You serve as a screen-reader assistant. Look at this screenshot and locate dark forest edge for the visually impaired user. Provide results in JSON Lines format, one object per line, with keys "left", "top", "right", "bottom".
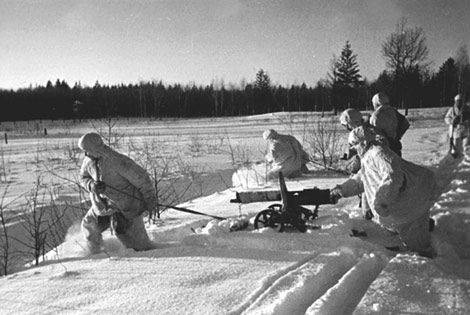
{"left": 2, "top": 17, "right": 469, "bottom": 122}
{"left": 0, "top": 55, "right": 466, "bottom": 122}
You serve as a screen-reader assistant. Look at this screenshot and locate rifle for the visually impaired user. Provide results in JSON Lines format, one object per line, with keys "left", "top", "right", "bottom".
{"left": 230, "top": 172, "right": 335, "bottom": 232}
{"left": 449, "top": 122, "right": 457, "bottom": 158}
{"left": 45, "top": 165, "right": 227, "bottom": 221}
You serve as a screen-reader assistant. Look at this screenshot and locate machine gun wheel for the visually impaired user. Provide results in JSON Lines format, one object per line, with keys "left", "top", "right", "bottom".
{"left": 254, "top": 209, "right": 284, "bottom": 232}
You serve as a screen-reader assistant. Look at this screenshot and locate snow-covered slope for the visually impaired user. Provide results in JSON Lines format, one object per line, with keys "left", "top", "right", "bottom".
{"left": 356, "top": 149, "right": 470, "bottom": 314}
{"left": 0, "top": 123, "right": 469, "bottom": 314}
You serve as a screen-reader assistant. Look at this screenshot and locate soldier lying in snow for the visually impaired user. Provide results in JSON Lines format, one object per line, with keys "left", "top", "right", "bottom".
{"left": 78, "top": 132, "right": 156, "bottom": 253}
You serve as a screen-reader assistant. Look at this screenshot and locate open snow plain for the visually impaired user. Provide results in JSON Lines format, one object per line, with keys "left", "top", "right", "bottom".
{"left": 0, "top": 108, "right": 469, "bottom": 314}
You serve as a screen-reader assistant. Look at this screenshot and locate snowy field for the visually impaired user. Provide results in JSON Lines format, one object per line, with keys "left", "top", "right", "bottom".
{"left": 1, "top": 108, "right": 470, "bottom": 314}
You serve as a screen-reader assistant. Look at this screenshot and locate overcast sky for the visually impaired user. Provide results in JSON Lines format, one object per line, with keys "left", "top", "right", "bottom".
{"left": 1, "top": 0, "right": 469, "bottom": 90}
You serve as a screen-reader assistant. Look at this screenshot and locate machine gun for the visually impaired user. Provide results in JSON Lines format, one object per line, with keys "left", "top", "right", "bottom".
{"left": 230, "top": 172, "right": 335, "bottom": 232}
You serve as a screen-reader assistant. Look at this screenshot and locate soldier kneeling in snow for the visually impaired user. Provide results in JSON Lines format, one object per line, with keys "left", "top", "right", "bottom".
{"left": 339, "top": 108, "right": 391, "bottom": 221}
{"left": 329, "top": 126, "right": 437, "bottom": 258}
{"left": 78, "top": 132, "right": 156, "bottom": 253}
{"left": 263, "top": 129, "right": 310, "bottom": 179}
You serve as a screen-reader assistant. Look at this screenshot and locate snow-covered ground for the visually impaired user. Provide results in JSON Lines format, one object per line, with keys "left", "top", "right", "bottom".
{"left": 0, "top": 109, "right": 469, "bottom": 314}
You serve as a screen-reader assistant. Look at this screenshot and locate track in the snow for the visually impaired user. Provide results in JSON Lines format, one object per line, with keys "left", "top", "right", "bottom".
{"left": 230, "top": 249, "right": 389, "bottom": 315}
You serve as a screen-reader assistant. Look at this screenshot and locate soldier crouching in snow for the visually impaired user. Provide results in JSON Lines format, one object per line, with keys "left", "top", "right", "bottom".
{"left": 78, "top": 132, "right": 156, "bottom": 253}
{"left": 338, "top": 108, "right": 389, "bottom": 221}
{"left": 329, "top": 126, "right": 437, "bottom": 258}
{"left": 263, "top": 129, "right": 310, "bottom": 179}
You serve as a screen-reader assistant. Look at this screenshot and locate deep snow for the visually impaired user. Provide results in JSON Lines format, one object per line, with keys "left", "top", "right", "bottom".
{"left": 0, "top": 112, "right": 469, "bottom": 314}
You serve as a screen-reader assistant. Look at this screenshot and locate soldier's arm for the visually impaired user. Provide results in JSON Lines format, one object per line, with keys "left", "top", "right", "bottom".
{"left": 79, "top": 158, "right": 94, "bottom": 192}
{"left": 118, "top": 157, "right": 157, "bottom": 213}
{"left": 444, "top": 107, "right": 454, "bottom": 125}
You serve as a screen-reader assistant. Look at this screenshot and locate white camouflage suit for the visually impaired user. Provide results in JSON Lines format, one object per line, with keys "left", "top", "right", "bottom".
{"left": 263, "top": 129, "right": 310, "bottom": 179}
{"left": 339, "top": 108, "right": 389, "bottom": 219}
{"left": 78, "top": 133, "right": 157, "bottom": 253}
{"left": 334, "top": 126, "right": 437, "bottom": 256}
{"left": 369, "top": 93, "right": 409, "bottom": 157}
{"left": 444, "top": 94, "right": 470, "bottom": 157}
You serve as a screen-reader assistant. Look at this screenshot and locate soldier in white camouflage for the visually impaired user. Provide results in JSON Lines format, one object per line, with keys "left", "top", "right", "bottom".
{"left": 263, "top": 129, "right": 310, "bottom": 179}
{"left": 369, "top": 92, "right": 410, "bottom": 157}
{"left": 78, "top": 132, "right": 156, "bottom": 253}
{"left": 330, "top": 126, "right": 437, "bottom": 258}
{"left": 444, "top": 94, "right": 470, "bottom": 158}
{"left": 339, "top": 108, "right": 388, "bottom": 220}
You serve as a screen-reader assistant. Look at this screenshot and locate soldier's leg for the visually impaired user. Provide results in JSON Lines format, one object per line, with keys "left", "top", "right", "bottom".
{"left": 362, "top": 193, "right": 373, "bottom": 220}
{"left": 455, "top": 137, "right": 463, "bottom": 157}
{"left": 462, "top": 136, "right": 469, "bottom": 151}
{"left": 462, "top": 136, "right": 470, "bottom": 156}
{"left": 114, "top": 213, "right": 154, "bottom": 251}
{"left": 81, "top": 209, "right": 110, "bottom": 254}
{"left": 397, "top": 214, "right": 434, "bottom": 258}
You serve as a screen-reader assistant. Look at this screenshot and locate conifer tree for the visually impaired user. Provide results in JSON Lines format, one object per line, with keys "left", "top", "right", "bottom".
{"left": 334, "top": 41, "right": 362, "bottom": 87}
{"left": 254, "top": 69, "right": 272, "bottom": 113}
{"left": 330, "top": 41, "right": 362, "bottom": 110}
{"left": 255, "top": 69, "right": 271, "bottom": 90}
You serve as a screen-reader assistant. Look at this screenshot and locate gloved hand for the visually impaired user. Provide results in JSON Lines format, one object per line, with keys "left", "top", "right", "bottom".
{"left": 329, "top": 186, "right": 342, "bottom": 204}
{"left": 90, "top": 180, "right": 106, "bottom": 194}
{"left": 453, "top": 116, "right": 461, "bottom": 126}
{"left": 345, "top": 155, "right": 361, "bottom": 174}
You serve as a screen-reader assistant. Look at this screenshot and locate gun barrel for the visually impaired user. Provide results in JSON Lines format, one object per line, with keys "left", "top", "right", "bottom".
{"left": 231, "top": 188, "right": 332, "bottom": 205}
{"left": 292, "top": 188, "right": 332, "bottom": 205}
{"left": 230, "top": 190, "right": 282, "bottom": 203}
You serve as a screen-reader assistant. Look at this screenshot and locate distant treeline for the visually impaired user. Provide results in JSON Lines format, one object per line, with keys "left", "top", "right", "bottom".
{"left": 0, "top": 57, "right": 465, "bottom": 122}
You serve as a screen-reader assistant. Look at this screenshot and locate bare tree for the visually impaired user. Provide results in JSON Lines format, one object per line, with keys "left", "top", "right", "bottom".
{"left": 127, "top": 137, "right": 195, "bottom": 222}
{"left": 90, "top": 116, "right": 124, "bottom": 148}
{"left": 16, "top": 176, "right": 49, "bottom": 266}
{"left": 43, "top": 191, "right": 72, "bottom": 252}
{"left": 0, "top": 185, "right": 12, "bottom": 275}
{"left": 304, "top": 118, "right": 343, "bottom": 170}
{"left": 0, "top": 145, "right": 10, "bottom": 183}
{"left": 382, "top": 18, "right": 429, "bottom": 75}
{"left": 381, "top": 18, "right": 429, "bottom": 113}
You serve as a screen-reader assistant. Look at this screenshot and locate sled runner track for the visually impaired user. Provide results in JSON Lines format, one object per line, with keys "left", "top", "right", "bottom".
{"left": 306, "top": 253, "right": 388, "bottom": 315}
{"left": 229, "top": 253, "right": 320, "bottom": 315}
{"left": 232, "top": 250, "right": 389, "bottom": 315}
